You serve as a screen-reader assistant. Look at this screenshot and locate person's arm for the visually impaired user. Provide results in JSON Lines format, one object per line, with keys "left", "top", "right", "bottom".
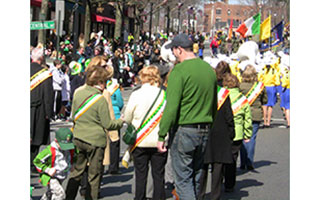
{"left": 158, "top": 69, "right": 183, "bottom": 142}
{"left": 33, "top": 146, "right": 55, "bottom": 176}
{"left": 43, "top": 77, "right": 54, "bottom": 119}
{"left": 123, "top": 92, "right": 136, "bottom": 125}
{"left": 223, "top": 97, "right": 235, "bottom": 140}
{"left": 243, "top": 103, "right": 253, "bottom": 141}
{"left": 98, "top": 97, "right": 123, "bottom": 130}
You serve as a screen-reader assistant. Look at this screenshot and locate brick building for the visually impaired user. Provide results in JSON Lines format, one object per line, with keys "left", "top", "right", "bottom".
{"left": 203, "top": 0, "right": 271, "bottom": 35}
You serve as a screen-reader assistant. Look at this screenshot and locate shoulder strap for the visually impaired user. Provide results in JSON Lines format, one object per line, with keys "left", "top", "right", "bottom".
{"left": 138, "top": 88, "right": 162, "bottom": 129}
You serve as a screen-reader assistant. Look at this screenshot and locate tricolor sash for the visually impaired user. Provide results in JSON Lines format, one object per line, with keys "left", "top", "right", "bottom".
{"left": 73, "top": 93, "right": 103, "bottom": 121}
{"left": 245, "top": 82, "right": 264, "bottom": 105}
{"left": 122, "top": 90, "right": 167, "bottom": 168}
{"left": 106, "top": 80, "right": 119, "bottom": 96}
{"left": 217, "top": 86, "right": 230, "bottom": 110}
{"left": 231, "top": 93, "right": 248, "bottom": 114}
{"left": 30, "top": 68, "right": 52, "bottom": 91}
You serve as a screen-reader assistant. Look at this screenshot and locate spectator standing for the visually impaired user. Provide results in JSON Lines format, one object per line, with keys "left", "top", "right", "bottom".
{"left": 51, "top": 60, "right": 65, "bottom": 121}
{"left": 198, "top": 61, "right": 235, "bottom": 200}
{"left": 30, "top": 47, "right": 54, "bottom": 171}
{"left": 123, "top": 66, "right": 168, "bottom": 200}
{"left": 239, "top": 65, "right": 268, "bottom": 170}
{"left": 222, "top": 73, "right": 252, "bottom": 192}
{"left": 157, "top": 33, "right": 218, "bottom": 199}
{"left": 65, "top": 66, "right": 124, "bottom": 200}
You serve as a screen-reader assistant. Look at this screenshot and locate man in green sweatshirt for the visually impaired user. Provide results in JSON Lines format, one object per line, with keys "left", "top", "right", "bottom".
{"left": 157, "top": 33, "right": 218, "bottom": 199}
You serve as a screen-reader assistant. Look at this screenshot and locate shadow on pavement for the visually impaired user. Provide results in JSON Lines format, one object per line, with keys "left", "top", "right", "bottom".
{"left": 99, "top": 184, "right": 132, "bottom": 197}
{"left": 221, "top": 179, "right": 264, "bottom": 200}
{"left": 237, "top": 160, "right": 277, "bottom": 176}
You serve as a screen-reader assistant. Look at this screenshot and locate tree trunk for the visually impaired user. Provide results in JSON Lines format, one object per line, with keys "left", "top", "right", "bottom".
{"left": 38, "top": 0, "right": 49, "bottom": 46}
{"left": 114, "top": 3, "right": 123, "bottom": 39}
{"left": 84, "top": 0, "right": 91, "bottom": 47}
{"left": 134, "top": 8, "right": 141, "bottom": 42}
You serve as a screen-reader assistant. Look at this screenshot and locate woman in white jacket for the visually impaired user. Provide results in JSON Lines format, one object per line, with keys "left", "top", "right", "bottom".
{"left": 124, "top": 66, "right": 168, "bottom": 200}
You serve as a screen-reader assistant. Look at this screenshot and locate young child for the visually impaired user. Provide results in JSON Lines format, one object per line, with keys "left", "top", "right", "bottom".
{"left": 33, "top": 128, "right": 75, "bottom": 200}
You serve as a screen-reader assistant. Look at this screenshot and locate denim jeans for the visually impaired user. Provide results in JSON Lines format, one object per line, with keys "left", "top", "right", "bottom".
{"left": 240, "top": 121, "right": 260, "bottom": 167}
{"left": 170, "top": 126, "right": 209, "bottom": 200}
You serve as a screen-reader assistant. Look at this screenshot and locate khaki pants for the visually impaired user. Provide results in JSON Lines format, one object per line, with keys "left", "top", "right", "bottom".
{"left": 65, "top": 138, "right": 105, "bottom": 200}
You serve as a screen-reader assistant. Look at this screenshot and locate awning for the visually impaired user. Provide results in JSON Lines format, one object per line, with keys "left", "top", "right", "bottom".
{"left": 92, "top": 14, "right": 116, "bottom": 23}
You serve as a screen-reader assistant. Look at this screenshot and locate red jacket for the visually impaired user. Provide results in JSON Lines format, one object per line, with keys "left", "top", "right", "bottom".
{"left": 210, "top": 37, "right": 219, "bottom": 49}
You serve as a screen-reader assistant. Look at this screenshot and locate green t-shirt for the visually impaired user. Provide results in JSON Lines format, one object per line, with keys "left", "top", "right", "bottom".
{"left": 158, "top": 58, "right": 218, "bottom": 141}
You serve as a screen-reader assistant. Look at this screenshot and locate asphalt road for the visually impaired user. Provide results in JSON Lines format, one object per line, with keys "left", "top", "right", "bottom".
{"left": 31, "top": 44, "right": 289, "bottom": 200}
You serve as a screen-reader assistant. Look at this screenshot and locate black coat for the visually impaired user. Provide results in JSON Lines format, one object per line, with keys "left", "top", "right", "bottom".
{"left": 204, "top": 96, "right": 235, "bottom": 164}
{"left": 30, "top": 62, "right": 54, "bottom": 146}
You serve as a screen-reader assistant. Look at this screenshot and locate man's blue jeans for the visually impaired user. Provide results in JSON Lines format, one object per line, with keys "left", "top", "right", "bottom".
{"left": 170, "top": 126, "right": 209, "bottom": 200}
{"left": 240, "top": 121, "right": 260, "bottom": 167}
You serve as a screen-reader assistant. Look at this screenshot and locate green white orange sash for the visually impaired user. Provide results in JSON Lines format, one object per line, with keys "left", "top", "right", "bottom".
{"left": 231, "top": 93, "right": 248, "bottom": 114}
{"left": 217, "top": 86, "right": 230, "bottom": 110}
{"left": 30, "top": 68, "right": 52, "bottom": 91}
{"left": 245, "top": 82, "right": 264, "bottom": 105}
{"left": 106, "top": 80, "right": 119, "bottom": 95}
{"left": 73, "top": 94, "right": 103, "bottom": 121}
{"left": 122, "top": 90, "right": 167, "bottom": 168}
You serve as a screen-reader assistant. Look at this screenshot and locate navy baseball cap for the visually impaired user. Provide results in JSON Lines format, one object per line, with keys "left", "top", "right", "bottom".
{"left": 165, "top": 33, "right": 193, "bottom": 49}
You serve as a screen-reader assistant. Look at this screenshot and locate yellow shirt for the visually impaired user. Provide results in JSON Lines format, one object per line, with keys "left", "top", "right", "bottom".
{"left": 230, "top": 61, "right": 242, "bottom": 82}
{"left": 281, "top": 69, "right": 290, "bottom": 89}
{"left": 258, "top": 64, "right": 280, "bottom": 86}
{"left": 193, "top": 43, "right": 199, "bottom": 54}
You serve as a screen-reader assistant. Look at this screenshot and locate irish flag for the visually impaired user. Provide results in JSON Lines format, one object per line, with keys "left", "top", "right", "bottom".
{"left": 236, "top": 13, "right": 261, "bottom": 38}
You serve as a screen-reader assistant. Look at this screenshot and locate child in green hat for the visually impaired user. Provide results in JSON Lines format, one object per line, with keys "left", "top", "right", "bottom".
{"left": 33, "top": 128, "right": 75, "bottom": 200}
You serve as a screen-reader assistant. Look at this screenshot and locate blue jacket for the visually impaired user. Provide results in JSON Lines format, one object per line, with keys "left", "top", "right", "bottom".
{"left": 111, "top": 88, "right": 124, "bottom": 119}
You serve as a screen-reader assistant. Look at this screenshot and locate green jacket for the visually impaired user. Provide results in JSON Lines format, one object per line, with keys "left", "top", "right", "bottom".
{"left": 33, "top": 143, "right": 75, "bottom": 186}
{"left": 158, "top": 58, "right": 217, "bottom": 141}
{"left": 72, "top": 85, "right": 123, "bottom": 147}
{"left": 240, "top": 82, "right": 268, "bottom": 121}
{"left": 228, "top": 88, "right": 253, "bottom": 141}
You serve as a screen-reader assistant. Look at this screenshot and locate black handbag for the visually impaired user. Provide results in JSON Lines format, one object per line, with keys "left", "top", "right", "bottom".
{"left": 122, "top": 88, "right": 162, "bottom": 145}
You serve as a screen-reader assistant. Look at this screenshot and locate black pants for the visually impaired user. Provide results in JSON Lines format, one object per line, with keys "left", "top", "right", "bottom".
{"left": 109, "top": 137, "right": 120, "bottom": 172}
{"left": 198, "top": 162, "right": 224, "bottom": 200}
{"left": 224, "top": 140, "right": 243, "bottom": 189}
{"left": 132, "top": 147, "right": 167, "bottom": 200}
{"left": 53, "top": 90, "right": 62, "bottom": 117}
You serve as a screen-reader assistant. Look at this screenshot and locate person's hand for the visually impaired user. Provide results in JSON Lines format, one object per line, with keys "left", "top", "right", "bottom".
{"left": 157, "top": 141, "right": 167, "bottom": 153}
{"left": 45, "top": 167, "right": 56, "bottom": 177}
{"left": 244, "top": 139, "right": 250, "bottom": 143}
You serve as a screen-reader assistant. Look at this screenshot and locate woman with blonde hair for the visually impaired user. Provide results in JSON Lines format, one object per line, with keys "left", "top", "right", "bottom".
{"left": 239, "top": 65, "right": 268, "bottom": 170}
{"left": 123, "top": 65, "right": 168, "bottom": 200}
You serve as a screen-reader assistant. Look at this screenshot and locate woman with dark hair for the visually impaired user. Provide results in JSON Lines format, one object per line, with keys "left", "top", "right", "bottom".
{"left": 198, "top": 61, "right": 235, "bottom": 200}
{"left": 240, "top": 65, "right": 268, "bottom": 170}
{"left": 222, "top": 73, "right": 252, "bottom": 192}
{"left": 65, "top": 65, "right": 124, "bottom": 200}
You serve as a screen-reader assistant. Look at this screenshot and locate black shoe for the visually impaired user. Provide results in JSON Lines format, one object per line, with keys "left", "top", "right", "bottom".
{"left": 247, "top": 165, "right": 255, "bottom": 171}
{"left": 109, "top": 170, "right": 121, "bottom": 175}
{"left": 225, "top": 187, "right": 234, "bottom": 193}
{"left": 240, "top": 165, "right": 246, "bottom": 170}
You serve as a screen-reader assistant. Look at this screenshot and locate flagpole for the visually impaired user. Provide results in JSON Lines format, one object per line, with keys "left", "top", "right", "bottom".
{"left": 269, "top": 10, "right": 272, "bottom": 51}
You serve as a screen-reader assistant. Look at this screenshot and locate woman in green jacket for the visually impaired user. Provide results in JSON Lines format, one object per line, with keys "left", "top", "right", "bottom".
{"left": 223, "top": 73, "right": 253, "bottom": 192}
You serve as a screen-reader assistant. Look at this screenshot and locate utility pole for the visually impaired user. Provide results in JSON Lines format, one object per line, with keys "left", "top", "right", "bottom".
{"left": 166, "top": 6, "right": 170, "bottom": 36}
{"left": 72, "top": 0, "right": 79, "bottom": 55}
{"left": 177, "top": 2, "right": 183, "bottom": 33}
{"left": 149, "top": 2, "right": 153, "bottom": 41}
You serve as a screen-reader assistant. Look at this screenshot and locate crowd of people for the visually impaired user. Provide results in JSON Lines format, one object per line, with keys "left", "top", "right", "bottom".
{"left": 30, "top": 27, "right": 289, "bottom": 200}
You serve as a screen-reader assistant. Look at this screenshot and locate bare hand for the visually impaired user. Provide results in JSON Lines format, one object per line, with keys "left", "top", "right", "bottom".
{"left": 244, "top": 139, "right": 250, "bottom": 143}
{"left": 157, "top": 141, "right": 167, "bottom": 153}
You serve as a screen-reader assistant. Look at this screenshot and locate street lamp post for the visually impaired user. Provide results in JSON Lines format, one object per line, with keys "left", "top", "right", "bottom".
{"left": 177, "top": 2, "right": 183, "bottom": 33}
{"left": 149, "top": 2, "right": 153, "bottom": 41}
{"left": 72, "top": 0, "right": 79, "bottom": 56}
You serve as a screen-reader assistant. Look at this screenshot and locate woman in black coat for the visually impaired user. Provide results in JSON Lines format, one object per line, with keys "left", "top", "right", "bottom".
{"left": 198, "top": 61, "right": 235, "bottom": 200}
